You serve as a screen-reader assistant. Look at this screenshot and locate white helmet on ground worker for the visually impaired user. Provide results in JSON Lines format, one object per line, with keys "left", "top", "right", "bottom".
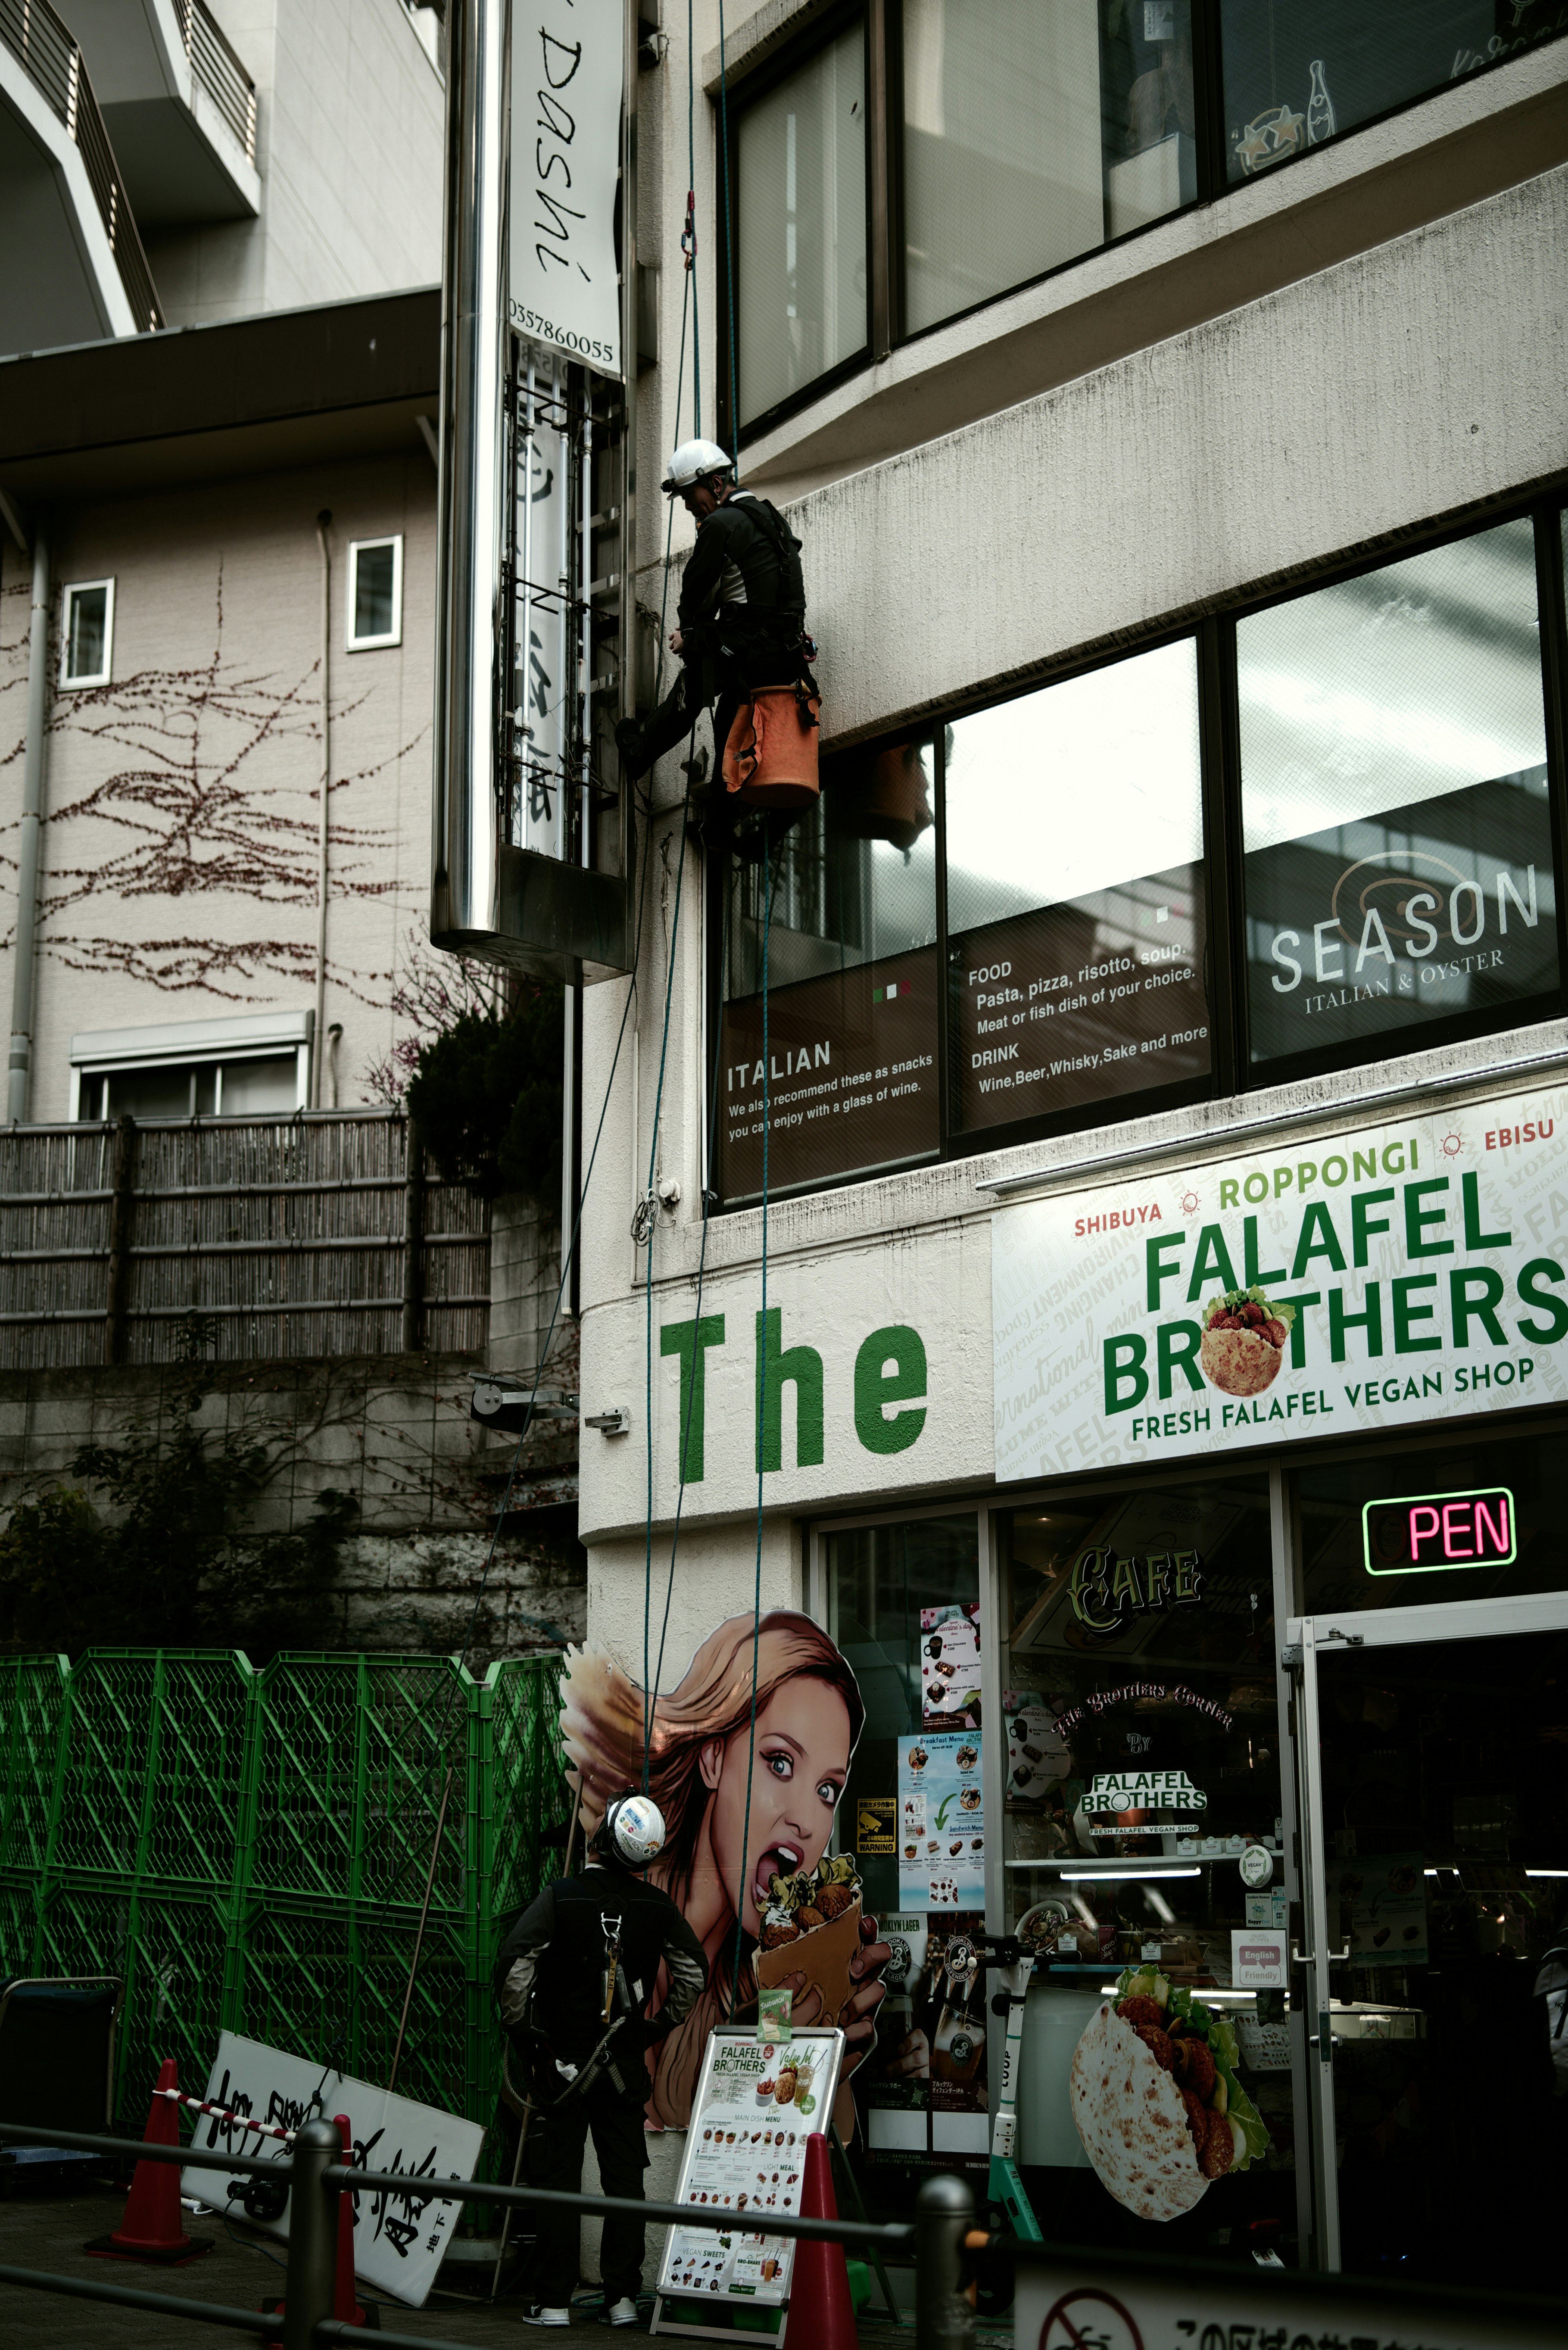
{"left": 597, "top": 1789, "right": 667, "bottom": 1868}
{"left": 661, "top": 438, "right": 733, "bottom": 495}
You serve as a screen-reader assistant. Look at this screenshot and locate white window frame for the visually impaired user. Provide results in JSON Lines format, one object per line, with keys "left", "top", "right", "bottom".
{"left": 345, "top": 535, "right": 404, "bottom": 651}
{"left": 59, "top": 577, "right": 116, "bottom": 688}
{"left": 69, "top": 1010, "right": 314, "bottom": 1120}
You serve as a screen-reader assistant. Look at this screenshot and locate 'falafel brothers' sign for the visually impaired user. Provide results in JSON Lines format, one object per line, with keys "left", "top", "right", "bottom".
{"left": 992, "top": 1086, "right": 1568, "bottom": 1478}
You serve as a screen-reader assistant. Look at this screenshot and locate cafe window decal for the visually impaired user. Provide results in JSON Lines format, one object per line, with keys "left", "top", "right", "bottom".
{"left": 1069, "top": 1545, "right": 1203, "bottom": 1630}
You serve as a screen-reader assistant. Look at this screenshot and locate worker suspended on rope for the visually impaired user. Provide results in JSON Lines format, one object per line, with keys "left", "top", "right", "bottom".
{"left": 615, "top": 439, "right": 818, "bottom": 811}
{"left": 496, "top": 1790, "right": 708, "bottom": 2329}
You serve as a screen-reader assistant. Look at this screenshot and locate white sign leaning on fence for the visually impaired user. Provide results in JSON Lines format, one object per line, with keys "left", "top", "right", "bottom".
{"left": 180, "top": 2033, "right": 484, "bottom": 2309}
{"left": 509, "top": 0, "right": 624, "bottom": 374}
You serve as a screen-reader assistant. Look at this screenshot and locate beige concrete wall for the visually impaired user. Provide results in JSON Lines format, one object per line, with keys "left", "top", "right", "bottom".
{"left": 0, "top": 448, "right": 437, "bottom": 1124}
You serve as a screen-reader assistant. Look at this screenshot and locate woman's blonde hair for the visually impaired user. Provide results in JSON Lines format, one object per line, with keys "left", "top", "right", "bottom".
{"left": 559, "top": 1610, "right": 863, "bottom": 2122}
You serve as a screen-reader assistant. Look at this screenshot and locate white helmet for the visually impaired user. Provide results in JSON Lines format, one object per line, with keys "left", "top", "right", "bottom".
{"left": 661, "top": 437, "right": 733, "bottom": 495}
{"left": 600, "top": 1790, "right": 667, "bottom": 1869}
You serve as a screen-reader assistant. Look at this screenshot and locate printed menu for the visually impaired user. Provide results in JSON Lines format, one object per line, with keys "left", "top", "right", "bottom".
{"left": 656, "top": 2030, "right": 845, "bottom": 2317}
{"left": 921, "top": 1604, "right": 982, "bottom": 1728}
{"left": 899, "top": 1729, "right": 984, "bottom": 1908}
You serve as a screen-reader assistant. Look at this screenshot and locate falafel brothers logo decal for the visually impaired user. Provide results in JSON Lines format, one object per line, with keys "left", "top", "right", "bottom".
{"left": 992, "top": 1086, "right": 1568, "bottom": 1479}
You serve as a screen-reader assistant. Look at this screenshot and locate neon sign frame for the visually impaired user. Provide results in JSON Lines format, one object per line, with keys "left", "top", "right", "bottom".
{"left": 1361, "top": 1485, "right": 1517, "bottom": 1575}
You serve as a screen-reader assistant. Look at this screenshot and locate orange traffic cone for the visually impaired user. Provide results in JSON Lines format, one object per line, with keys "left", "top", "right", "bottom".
{"left": 786, "top": 2133, "right": 856, "bottom": 2350}
{"left": 85, "top": 2057, "right": 214, "bottom": 2264}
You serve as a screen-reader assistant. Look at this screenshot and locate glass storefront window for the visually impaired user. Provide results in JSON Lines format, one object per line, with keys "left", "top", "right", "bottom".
{"left": 716, "top": 743, "right": 940, "bottom": 1201}
{"left": 1239, "top": 518, "right": 1556, "bottom": 1070}
{"left": 1221, "top": 0, "right": 1568, "bottom": 184}
{"left": 994, "top": 1477, "right": 1300, "bottom": 2252}
{"left": 901, "top": 0, "right": 1196, "bottom": 338}
{"left": 946, "top": 638, "right": 1211, "bottom": 1132}
{"left": 735, "top": 22, "right": 869, "bottom": 430}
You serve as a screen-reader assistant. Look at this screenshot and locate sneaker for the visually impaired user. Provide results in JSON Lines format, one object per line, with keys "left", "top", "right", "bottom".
{"left": 520, "top": 2306, "right": 572, "bottom": 2327}
{"left": 603, "top": 2299, "right": 640, "bottom": 2327}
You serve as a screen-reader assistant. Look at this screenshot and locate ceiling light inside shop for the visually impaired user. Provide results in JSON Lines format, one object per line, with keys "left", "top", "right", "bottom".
{"left": 1526, "top": 1868, "right": 1568, "bottom": 1877}
{"left": 1059, "top": 1867, "right": 1201, "bottom": 1882}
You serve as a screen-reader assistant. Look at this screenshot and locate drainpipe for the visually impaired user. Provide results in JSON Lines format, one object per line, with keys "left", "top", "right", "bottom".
{"left": 313, "top": 509, "right": 332, "bottom": 1108}
{"left": 8, "top": 517, "right": 51, "bottom": 1126}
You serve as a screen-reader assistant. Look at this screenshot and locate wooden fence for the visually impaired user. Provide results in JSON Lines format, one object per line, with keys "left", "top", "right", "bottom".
{"left": 0, "top": 1113, "right": 490, "bottom": 1369}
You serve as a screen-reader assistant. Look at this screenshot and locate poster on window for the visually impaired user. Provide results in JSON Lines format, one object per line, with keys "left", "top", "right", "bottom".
{"left": 1325, "top": 1853, "right": 1428, "bottom": 1967}
{"left": 717, "top": 950, "right": 940, "bottom": 1201}
{"left": 921, "top": 1603, "right": 982, "bottom": 1726}
{"left": 180, "top": 2033, "right": 482, "bottom": 2308}
{"left": 860, "top": 1913, "right": 989, "bottom": 2167}
{"left": 951, "top": 860, "right": 1210, "bottom": 1131}
{"left": 1004, "top": 1690, "right": 1073, "bottom": 1804}
{"left": 509, "top": 0, "right": 623, "bottom": 373}
{"left": 1245, "top": 771, "right": 1557, "bottom": 1064}
{"left": 993, "top": 1082, "right": 1568, "bottom": 1480}
{"left": 559, "top": 1613, "right": 891, "bottom": 2129}
{"left": 899, "top": 1731, "right": 984, "bottom": 1908}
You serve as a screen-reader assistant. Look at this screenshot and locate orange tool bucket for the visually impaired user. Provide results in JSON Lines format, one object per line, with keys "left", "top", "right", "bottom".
{"left": 722, "top": 685, "right": 822, "bottom": 812}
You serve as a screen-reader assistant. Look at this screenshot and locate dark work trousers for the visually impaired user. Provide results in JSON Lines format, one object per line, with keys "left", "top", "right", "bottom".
{"left": 638, "top": 639, "right": 800, "bottom": 782}
{"left": 529, "top": 2078, "right": 651, "bottom": 2309}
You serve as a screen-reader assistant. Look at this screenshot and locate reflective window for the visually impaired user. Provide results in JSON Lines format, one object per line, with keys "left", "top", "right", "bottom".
{"left": 1239, "top": 519, "right": 1556, "bottom": 1068}
{"left": 347, "top": 537, "right": 402, "bottom": 650}
{"left": 735, "top": 22, "right": 868, "bottom": 430}
{"left": 717, "top": 743, "right": 939, "bottom": 1200}
{"left": 1222, "top": 0, "right": 1567, "bottom": 183}
{"left": 946, "top": 638, "right": 1211, "bottom": 1131}
{"left": 60, "top": 580, "right": 114, "bottom": 687}
{"left": 901, "top": 0, "right": 1194, "bottom": 338}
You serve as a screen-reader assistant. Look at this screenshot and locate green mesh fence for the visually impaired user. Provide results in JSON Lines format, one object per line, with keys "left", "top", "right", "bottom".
{"left": 0, "top": 1650, "right": 568, "bottom": 2135}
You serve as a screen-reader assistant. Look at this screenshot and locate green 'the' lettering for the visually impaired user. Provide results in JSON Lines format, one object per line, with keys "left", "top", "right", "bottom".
{"left": 659, "top": 1314, "right": 725, "bottom": 1482}
{"left": 755, "top": 1308, "right": 825, "bottom": 1472}
{"left": 853, "top": 1326, "right": 929, "bottom": 1456}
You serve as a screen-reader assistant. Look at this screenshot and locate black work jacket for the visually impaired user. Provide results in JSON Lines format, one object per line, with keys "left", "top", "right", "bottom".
{"left": 493, "top": 1865, "right": 708, "bottom": 2078}
{"left": 677, "top": 493, "right": 806, "bottom": 643}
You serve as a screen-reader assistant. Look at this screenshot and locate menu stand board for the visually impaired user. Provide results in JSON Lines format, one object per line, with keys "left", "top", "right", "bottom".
{"left": 650, "top": 2027, "right": 846, "bottom": 2346}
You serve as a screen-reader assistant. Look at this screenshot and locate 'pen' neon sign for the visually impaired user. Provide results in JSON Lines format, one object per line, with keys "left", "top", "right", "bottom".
{"left": 1361, "top": 1486, "right": 1517, "bottom": 1575}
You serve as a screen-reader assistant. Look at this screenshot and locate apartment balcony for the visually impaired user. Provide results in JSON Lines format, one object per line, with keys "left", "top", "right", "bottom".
{"left": 0, "top": 0, "right": 162, "bottom": 346}
{"left": 67, "top": 0, "right": 260, "bottom": 227}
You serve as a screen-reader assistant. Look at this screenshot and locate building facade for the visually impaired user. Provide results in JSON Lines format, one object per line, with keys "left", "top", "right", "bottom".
{"left": 571, "top": 1, "right": 1568, "bottom": 2283}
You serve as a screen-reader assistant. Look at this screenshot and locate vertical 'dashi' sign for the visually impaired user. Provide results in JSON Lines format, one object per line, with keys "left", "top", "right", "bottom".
{"left": 510, "top": 0, "right": 624, "bottom": 374}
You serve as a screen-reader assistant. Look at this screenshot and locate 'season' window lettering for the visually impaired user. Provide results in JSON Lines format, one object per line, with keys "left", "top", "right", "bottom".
{"left": 712, "top": 505, "right": 1568, "bottom": 1207}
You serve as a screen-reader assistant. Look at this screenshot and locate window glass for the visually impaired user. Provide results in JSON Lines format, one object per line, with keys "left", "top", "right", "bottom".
{"left": 352, "top": 542, "right": 399, "bottom": 643}
{"left": 718, "top": 745, "right": 939, "bottom": 1200}
{"left": 945, "top": 637, "right": 1211, "bottom": 1130}
{"left": 220, "top": 1055, "right": 298, "bottom": 1115}
{"left": 995, "top": 1478, "right": 1298, "bottom": 2253}
{"left": 900, "top": 0, "right": 1194, "bottom": 339}
{"left": 100, "top": 1064, "right": 197, "bottom": 1120}
{"left": 737, "top": 24, "right": 867, "bottom": 428}
{"left": 1239, "top": 519, "right": 1556, "bottom": 1068}
{"left": 65, "top": 584, "right": 109, "bottom": 682}
{"left": 1221, "top": 0, "right": 1566, "bottom": 182}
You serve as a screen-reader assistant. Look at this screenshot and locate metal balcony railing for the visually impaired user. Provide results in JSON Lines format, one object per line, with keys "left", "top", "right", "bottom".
{"left": 0, "top": 0, "right": 163, "bottom": 332}
{"left": 177, "top": 0, "right": 258, "bottom": 164}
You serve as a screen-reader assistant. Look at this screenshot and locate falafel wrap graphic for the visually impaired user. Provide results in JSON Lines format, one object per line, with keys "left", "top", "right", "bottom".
{"left": 1069, "top": 1967, "right": 1269, "bottom": 2221}
{"left": 755, "top": 1855, "right": 862, "bottom": 2036}
{"left": 1198, "top": 1286, "right": 1296, "bottom": 1399}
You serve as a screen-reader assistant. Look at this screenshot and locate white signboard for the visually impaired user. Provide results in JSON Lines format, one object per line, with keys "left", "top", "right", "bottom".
{"left": 1015, "top": 2247, "right": 1559, "bottom": 2350}
{"left": 655, "top": 2029, "right": 845, "bottom": 2329}
{"left": 994, "top": 1086, "right": 1568, "bottom": 1480}
{"left": 180, "top": 2033, "right": 484, "bottom": 2309}
{"left": 509, "top": 0, "right": 623, "bottom": 373}
{"left": 1229, "top": 1928, "right": 1288, "bottom": 1989}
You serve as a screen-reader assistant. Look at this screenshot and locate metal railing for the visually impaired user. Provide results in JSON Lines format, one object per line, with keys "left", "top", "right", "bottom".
{"left": 0, "top": 2118, "right": 971, "bottom": 2350}
{"left": 0, "top": 0, "right": 163, "bottom": 331}
{"left": 0, "top": 1113, "right": 490, "bottom": 1366}
{"left": 177, "top": 0, "right": 258, "bottom": 164}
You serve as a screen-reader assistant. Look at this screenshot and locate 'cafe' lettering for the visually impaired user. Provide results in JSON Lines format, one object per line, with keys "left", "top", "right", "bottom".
{"left": 1068, "top": 1545, "right": 1203, "bottom": 1632}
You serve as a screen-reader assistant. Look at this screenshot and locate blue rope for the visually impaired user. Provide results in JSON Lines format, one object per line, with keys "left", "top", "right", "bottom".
{"left": 717, "top": 0, "right": 738, "bottom": 469}
{"left": 727, "top": 847, "right": 775, "bottom": 2018}
{"left": 687, "top": 0, "right": 701, "bottom": 429}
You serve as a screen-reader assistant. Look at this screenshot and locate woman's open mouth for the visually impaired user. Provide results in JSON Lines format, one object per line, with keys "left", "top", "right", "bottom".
{"left": 752, "top": 1843, "right": 802, "bottom": 1909}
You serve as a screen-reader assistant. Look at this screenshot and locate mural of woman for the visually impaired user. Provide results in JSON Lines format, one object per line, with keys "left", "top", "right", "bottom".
{"left": 560, "top": 1610, "right": 892, "bottom": 2131}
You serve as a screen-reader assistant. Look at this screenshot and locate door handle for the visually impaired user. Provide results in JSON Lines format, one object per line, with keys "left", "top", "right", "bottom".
{"left": 1319, "top": 1628, "right": 1364, "bottom": 1646}
{"left": 1290, "top": 1942, "right": 1351, "bottom": 1966}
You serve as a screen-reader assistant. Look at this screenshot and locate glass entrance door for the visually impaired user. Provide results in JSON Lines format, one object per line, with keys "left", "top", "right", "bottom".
{"left": 1292, "top": 1594, "right": 1568, "bottom": 2286}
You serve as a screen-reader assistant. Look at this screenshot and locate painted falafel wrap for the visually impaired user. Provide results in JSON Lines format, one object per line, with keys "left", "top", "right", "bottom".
{"left": 755, "top": 1854, "right": 862, "bottom": 2029}
{"left": 1069, "top": 1966, "right": 1269, "bottom": 2222}
{"left": 1198, "top": 1286, "right": 1297, "bottom": 1400}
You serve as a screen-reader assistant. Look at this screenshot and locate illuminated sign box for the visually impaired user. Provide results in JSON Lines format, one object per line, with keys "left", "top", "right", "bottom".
{"left": 1361, "top": 1486, "right": 1517, "bottom": 1575}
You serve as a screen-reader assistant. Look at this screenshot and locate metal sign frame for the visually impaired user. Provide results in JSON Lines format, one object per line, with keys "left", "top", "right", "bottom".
{"left": 431, "top": 0, "right": 638, "bottom": 984}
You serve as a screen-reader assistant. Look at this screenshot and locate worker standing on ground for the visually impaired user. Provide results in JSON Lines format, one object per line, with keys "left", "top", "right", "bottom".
{"left": 615, "top": 441, "right": 817, "bottom": 795}
{"left": 496, "top": 1790, "right": 708, "bottom": 2329}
